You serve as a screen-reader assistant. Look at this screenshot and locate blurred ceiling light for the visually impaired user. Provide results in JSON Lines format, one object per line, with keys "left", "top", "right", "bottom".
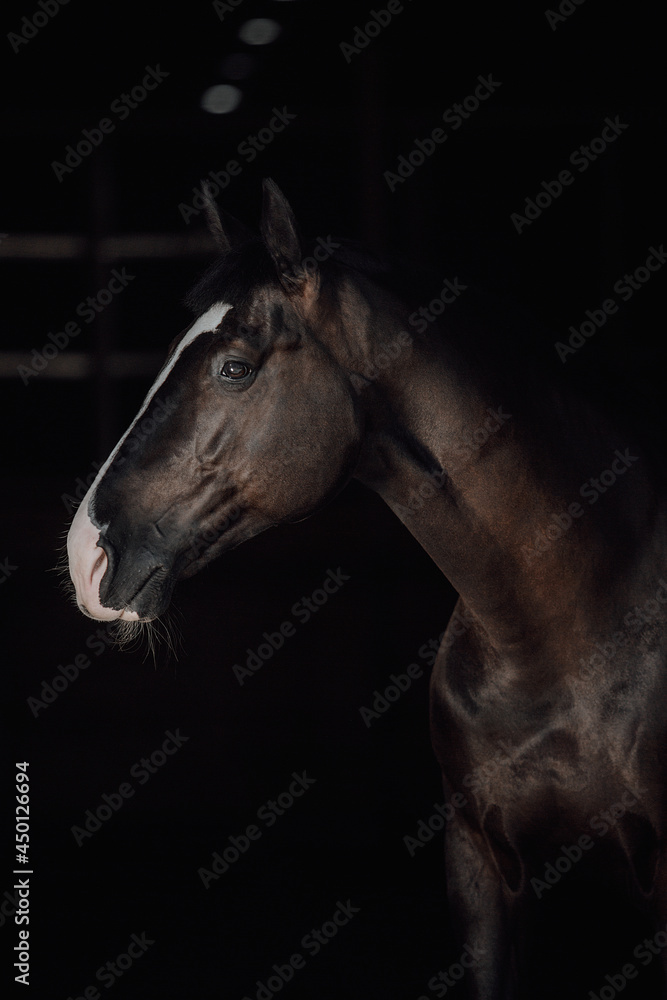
{"left": 238, "top": 18, "right": 282, "bottom": 45}
{"left": 201, "top": 84, "right": 242, "bottom": 114}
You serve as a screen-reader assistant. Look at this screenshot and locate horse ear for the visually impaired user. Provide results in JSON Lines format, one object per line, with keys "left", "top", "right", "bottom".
{"left": 201, "top": 181, "right": 254, "bottom": 252}
{"left": 260, "top": 178, "right": 305, "bottom": 289}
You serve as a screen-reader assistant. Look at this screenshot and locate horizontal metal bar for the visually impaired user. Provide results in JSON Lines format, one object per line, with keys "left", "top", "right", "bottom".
{"left": 0, "top": 232, "right": 213, "bottom": 261}
{"left": 1, "top": 351, "right": 164, "bottom": 379}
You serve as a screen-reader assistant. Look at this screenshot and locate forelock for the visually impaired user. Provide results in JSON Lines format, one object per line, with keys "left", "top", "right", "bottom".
{"left": 184, "top": 239, "right": 276, "bottom": 316}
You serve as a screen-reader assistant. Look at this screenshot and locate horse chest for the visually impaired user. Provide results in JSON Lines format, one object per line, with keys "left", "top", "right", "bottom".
{"left": 435, "top": 629, "right": 622, "bottom": 774}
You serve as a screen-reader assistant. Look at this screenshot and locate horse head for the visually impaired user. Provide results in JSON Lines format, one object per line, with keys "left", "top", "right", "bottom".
{"left": 67, "top": 180, "right": 364, "bottom": 622}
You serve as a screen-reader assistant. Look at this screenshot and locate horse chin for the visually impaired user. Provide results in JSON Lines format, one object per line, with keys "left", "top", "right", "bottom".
{"left": 127, "top": 577, "right": 175, "bottom": 621}
{"left": 99, "top": 565, "right": 176, "bottom": 623}
{"left": 78, "top": 602, "right": 143, "bottom": 624}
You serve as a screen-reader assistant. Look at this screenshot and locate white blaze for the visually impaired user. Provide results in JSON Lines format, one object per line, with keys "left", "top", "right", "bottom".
{"left": 67, "top": 302, "right": 232, "bottom": 621}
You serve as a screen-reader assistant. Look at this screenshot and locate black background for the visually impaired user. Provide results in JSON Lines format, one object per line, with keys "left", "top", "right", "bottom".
{"left": 3, "top": 2, "right": 667, "bottom": 998}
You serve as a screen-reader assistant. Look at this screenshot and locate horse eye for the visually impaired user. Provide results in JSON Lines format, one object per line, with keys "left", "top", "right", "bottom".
{"left": 220, "top": 359, "right": 253, "bottom": 381}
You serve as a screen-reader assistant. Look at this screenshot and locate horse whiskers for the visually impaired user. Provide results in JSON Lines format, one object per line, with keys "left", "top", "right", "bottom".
{"left": 107, "top": 607, "right": 184, "bottom": 665}
{"left": 51, "top": 540, "right": 80, "bottom": 608}
{"left": 54, "top": 537, "right": 183, "bottom": 664}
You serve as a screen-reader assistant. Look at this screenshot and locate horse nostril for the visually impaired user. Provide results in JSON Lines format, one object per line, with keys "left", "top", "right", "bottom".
{"left": 96, "top": 533, "right": 116, "bottom": 574}
{"left": 91, "top": 546, "right": 106, "bottom": 576}
{"left": 90, "top": 544, "right": 108, "bottom": 590}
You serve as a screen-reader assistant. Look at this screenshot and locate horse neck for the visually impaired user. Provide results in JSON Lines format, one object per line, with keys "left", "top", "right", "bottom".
{"left": 332, "top": 272, "right": 656, "bottom": 661}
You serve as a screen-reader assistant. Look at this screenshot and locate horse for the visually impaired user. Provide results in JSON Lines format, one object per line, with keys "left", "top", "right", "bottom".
{"left": 66, "top": 178, "right": 667, "bottom": 998}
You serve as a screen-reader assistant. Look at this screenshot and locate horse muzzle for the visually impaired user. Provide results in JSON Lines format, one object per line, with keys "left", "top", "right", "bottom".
{"left": 67, "top": 495, "right": 174, "bottom": 622}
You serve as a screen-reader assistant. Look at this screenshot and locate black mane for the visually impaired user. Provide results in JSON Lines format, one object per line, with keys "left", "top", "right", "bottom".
{"left": 182, "top": 233, "right": 663, "bottom": 466}
{"left": 183, "top": 233, "right": 449, "bottom": 319}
